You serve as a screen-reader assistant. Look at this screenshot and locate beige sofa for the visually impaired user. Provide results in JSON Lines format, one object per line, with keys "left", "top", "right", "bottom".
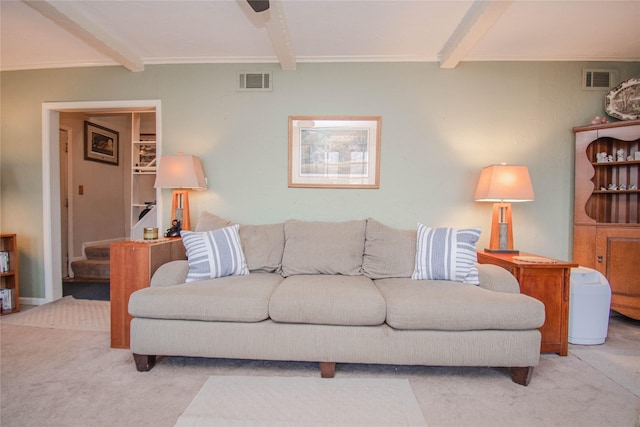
{"left": 128, "top": 215, "right": 545, "bottom": 385}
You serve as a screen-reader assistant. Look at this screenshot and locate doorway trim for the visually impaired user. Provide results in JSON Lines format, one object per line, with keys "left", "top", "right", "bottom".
{"left": 59, "top": 125, "right": 73, "bottom": 279}
{"left": 42, "top": 100, "right": 162, "bottom": 304}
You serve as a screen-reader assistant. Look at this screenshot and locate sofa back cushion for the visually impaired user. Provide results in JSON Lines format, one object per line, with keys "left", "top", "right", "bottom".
{"left": 362, "top": 218, "right": 416, "bottom": 279}
{"left": 239, "top": 223, "right": 285, "bottom": 273}
{"left": 281, "top": 219, "right": 366, "bottom": 276}
{"left": 194, "top": 211, "right": 284, "bottom": 273}
{"left": 195, "top": 211, "right": 233, "bottom": 232}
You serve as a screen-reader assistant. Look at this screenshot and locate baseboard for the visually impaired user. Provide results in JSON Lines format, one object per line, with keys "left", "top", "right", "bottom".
{"left": 20, "top": 297, "right": 48, "bottom": 306}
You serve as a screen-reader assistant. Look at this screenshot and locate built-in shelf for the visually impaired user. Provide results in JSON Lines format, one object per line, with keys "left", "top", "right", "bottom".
{"left": 592, "top": 160, "right": 640, "bottom": 167}
{"left": 0, "top": 234, "right": 20, "bottom": 315}
{"left": 130, "top": 112, "right": 158, "bottom": 238}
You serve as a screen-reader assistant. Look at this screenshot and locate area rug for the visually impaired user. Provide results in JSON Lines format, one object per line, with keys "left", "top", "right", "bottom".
{"left": 571, "top": 348, "right": 640, "bottom": 397}
{"left": 175, "top": 376, "right": 427, "bottom": 427}
{"left": 0, "top": 295, "right": 109, "bottom": 332}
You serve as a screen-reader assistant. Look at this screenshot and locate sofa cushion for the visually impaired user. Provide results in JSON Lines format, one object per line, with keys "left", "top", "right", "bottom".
{"left": 412, "top": 225, "right": 481, "bottom": 285}
{"left": 239, "top": 223, "right": 285, "bottom": 273}
{"left": 281, "top": 219, "right": 366, "bottom": 276}
{"left": 195, "top": 211, "right": 234, "bottom": 232}
{"left": 269, "top": 275, "right": 386, "bottom": 326}
{"left": 181, "top": 225, "right": 248, "bottom": 282}
{"left": 362, "top": 218, "right": 416, "bottom": 279}
{"left": 194, "top": 211, "right": 284, "bottom": 273}
{"left": 375, "top": 278, "right": 545, "bottom": 331}
{"left": 129, "top": 273, "right": 284, "bottom": 322}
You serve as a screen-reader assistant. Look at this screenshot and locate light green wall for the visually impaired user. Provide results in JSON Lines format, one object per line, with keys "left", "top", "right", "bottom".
{"left": 2, "top": 61, "right": 639, "bottom": 298}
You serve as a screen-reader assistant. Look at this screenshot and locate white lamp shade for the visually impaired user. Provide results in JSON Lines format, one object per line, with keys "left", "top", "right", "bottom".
{"left": 474, "top": 164, "right": 535, "bottom": 202}
{"left": 154, "top": 154, "right": 207, "bottom": 189}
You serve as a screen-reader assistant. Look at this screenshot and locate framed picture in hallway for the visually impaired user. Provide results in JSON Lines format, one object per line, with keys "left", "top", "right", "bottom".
{"left": 289, "top": 116, "right": 381, "bottom": 188}
{"left": 84, "top": 121, "right": 119, "bottom": 166}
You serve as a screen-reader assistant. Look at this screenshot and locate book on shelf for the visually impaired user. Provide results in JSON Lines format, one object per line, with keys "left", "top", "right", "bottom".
{"left": 0, "top": 251, "right": 9, "bottom": 273}
{"left": 0, "top": 288, "right": 15, "bottom": 311}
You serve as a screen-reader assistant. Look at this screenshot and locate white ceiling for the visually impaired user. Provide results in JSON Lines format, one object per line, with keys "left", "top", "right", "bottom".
{"left": 1, "top": 0, "right": 639, "bottom": 72}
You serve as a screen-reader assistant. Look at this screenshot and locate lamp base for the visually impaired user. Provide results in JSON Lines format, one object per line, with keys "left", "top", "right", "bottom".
{"left": 487, "top": 203, "right": 518, "bottom": 253}
{"left": 484, "top": 248, "right": 520, "bottom": 255}
{"left": 171, "top": 190, "right": 191, "bottom": 231}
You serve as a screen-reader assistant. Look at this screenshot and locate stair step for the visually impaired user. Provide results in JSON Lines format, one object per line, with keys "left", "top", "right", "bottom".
{"left": 85, "top": 244, "right": 111, "bottom": 260}
{"left": 71, "top": 259, "right": 110, "bottom": 280}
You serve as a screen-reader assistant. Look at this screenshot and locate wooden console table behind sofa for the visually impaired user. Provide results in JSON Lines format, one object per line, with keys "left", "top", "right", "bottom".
{"left": 110, "top": 238, "right": 186, "bottom": 349}
{"left": 477, "top": 251, "right": 577, "bottom": 356}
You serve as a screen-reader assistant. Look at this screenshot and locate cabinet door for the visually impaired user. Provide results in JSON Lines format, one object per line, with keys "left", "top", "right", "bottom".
{"left": 596, "top": 227, "right": 640, "bottom": 319}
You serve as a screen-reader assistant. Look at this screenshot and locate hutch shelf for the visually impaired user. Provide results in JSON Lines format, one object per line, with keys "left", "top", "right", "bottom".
{"left": 573, "top": 119, "right": 640, "bottom": 319}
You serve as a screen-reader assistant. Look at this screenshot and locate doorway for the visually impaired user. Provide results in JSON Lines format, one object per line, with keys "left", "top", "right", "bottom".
{"left": 42, "top": 100, "right": 163, "bottom": 304}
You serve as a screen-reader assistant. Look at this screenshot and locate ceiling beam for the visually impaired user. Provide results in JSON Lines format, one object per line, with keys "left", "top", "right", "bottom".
{"left": 22, "top": 0, "right": 144, "bottom": 72}
{"left": 438, "top": 0, "right": 513, "bottom": 69}
{"left": 263, "top": 0, "right": 296, "bottom": 70}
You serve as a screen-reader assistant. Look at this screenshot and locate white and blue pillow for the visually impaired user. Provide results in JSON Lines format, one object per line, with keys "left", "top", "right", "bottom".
{"left": 181, "top": 225, "right": 249, "bottom": 282}
{"left": 411, "top": 224, "right": 481, "bottom": 285}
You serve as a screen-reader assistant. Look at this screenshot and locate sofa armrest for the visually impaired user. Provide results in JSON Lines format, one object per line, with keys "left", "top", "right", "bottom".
{"left": 477, "top": 263, "right": 520, "bottom": 294}
{"left": 150, "top": 260, "right": 189, "bottom": 287}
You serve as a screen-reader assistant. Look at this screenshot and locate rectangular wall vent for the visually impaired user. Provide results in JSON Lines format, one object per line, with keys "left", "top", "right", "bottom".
{"left": 238, "top": 72, "right": 272, "bottom": 91}
{"left": 582, "top": 69, "right": 616, "bottom": 90}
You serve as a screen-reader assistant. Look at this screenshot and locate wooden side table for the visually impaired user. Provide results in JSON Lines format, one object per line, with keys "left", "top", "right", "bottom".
{"left": 477, "top": 251, "right": 578, "bottom": 356}
{"left": 110, "top": 238, "right": 186, "bottom": 349}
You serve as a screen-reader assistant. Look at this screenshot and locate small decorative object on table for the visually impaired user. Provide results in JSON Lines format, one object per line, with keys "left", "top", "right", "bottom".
{"left": 165, "top": 220, "right": 181, "bottom": 238}
{"left": 143, "top": 227, "right": 159, "bottom": 240}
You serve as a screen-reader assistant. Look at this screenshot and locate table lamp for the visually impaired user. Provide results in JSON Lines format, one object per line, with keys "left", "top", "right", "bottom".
{"left": 474, "top": 164, "right": 534, "bottom": 254}
{"left": 154, "top": 153, "right": 207, "bottom": 232}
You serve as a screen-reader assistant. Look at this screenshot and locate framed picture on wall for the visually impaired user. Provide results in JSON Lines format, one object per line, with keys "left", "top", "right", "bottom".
{"left": 289, "top": 116, "right": 381, "bottom": 188}
{"left": 84, "top": 121, "right": 119, "bottom": 166}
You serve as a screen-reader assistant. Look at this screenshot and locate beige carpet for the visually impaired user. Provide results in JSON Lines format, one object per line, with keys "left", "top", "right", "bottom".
{"left": 1, "top": 302, "right": 639, "bottom": 426}
{"left": 175, "top": 376, "right": 427, "bottom": 427}
{"left": 0, "top": 296, "right": 109, "bottom": 332}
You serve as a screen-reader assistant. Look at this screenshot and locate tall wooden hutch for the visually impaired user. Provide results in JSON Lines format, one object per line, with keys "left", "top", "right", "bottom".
{"left": 573, "top": 119, "right": 640, "bottom": 319}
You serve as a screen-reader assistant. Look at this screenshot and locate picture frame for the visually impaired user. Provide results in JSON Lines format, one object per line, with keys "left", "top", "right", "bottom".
{"left": 84, "top": 121, "right": 119, "bottom": 165}
{"left": 289, "top": 116, "right": 381, "bottom": 188}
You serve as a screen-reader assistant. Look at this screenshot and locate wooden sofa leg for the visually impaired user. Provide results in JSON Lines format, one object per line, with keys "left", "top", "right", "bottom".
{"left": 133, "top": 354, "right": 156, "bottom": 372}
{"left": 510, "top": 366, "right": 533, "bottom": 386}
{"left": 319, "top": 362, "right": 336, "bottom": 378}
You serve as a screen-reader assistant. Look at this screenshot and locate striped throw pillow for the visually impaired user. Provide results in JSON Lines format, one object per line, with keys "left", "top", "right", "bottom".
{"left": 181, "top": 225, "right": 249, "bottom": 282}
{"left": 411, "top": 224, "right": 481, "bottom": 285}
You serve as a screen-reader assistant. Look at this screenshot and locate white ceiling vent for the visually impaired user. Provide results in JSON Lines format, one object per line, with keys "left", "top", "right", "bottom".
{"left": 238, "top": 72, "right": 272, "bottom": 92}
{"left": 582, "top": 69, "right": 616, "bottom": 90}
